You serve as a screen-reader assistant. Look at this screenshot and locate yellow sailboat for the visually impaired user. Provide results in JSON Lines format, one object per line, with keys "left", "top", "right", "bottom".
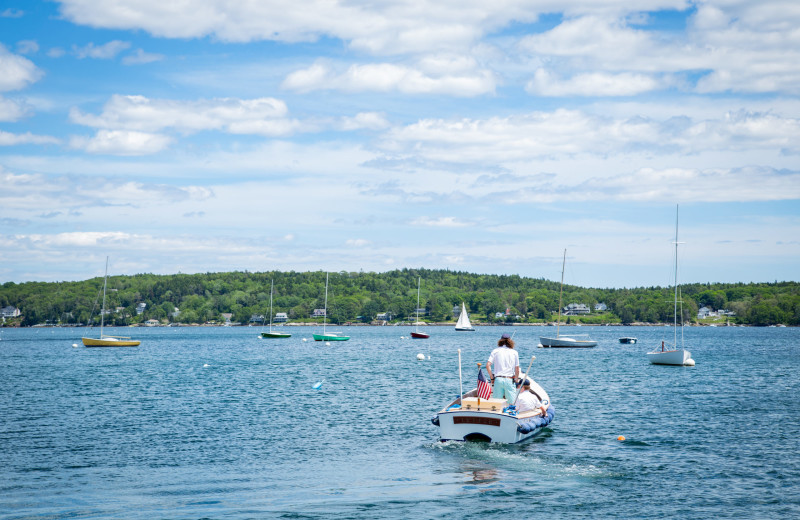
{"left": 81, "top": 257, "right": 140, "bottom": 347}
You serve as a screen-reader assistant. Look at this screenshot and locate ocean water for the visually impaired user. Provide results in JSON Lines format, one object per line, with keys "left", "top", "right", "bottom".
{"left": 1, "top": 325, "right": 798, "bottom": 519}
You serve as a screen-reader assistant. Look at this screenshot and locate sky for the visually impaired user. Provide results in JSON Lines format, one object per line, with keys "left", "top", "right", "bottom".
{"left": 1, "top": 0, "right": 798, "bottom": 289}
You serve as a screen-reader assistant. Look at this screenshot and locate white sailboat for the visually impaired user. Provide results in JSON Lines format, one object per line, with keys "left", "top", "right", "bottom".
{"left": 539, "top": 249, "right": 596, "bottom": 348}
{"left": 648, "top": 206, "right": 694, "bottom": 366}
{"left": 261, "top": 279, "right": 291, "bottom": 339}
{"left": 454, "top": 302, "right": 475, "bottom": 331}
{"left": 81, "top": 257, "right": 140, "bottom": 347}
{"left": 411, "top": 276, "right": 429, "bottom": 339}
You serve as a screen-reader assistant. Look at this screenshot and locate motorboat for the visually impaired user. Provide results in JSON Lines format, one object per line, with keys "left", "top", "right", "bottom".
{"left": 619, "top": 337, "right": 637, "bottom": 344}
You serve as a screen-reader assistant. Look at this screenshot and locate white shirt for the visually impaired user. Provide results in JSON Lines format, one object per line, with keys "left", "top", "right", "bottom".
{"left": 516, "top": 389, "right": 543, "bottom": 414}
{"left": 487, "top": 347, "right": 519, "bottom": 377}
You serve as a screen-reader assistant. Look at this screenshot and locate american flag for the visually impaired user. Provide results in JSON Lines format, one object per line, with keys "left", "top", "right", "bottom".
{"left": 477, "top": 368, "right": 492, "bottom": 400}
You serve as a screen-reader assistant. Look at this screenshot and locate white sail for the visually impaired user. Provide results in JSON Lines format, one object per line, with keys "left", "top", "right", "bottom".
{"left": 455, "top": 302, "right": 474, "bottom": 331}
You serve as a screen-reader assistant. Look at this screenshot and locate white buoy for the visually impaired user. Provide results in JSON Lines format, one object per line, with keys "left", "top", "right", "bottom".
{"left": 257, "top": 335, "right": 262, "bottom": 338}
{"left": 427, "top": 355, "right": 430, "bottom": 360}
{"left": 684, "top": 358, "right": 696, "bottom": 366}
{"left": 326, "top": 342, "right": 331, "bottom": 346}
{"left": 416, "top": 353, "right": 425, "bottom": 360}
{"left": 313, "top": 380, "right": 324, "bottom": 390}
{"left": 203, "top": 363, "right": 210, "bottom": 368}
{"left": 303, "top": 338, "right": 307, "bottom": 342}
{"left": 72, "top": 343, "right": 78, "bottom": 348}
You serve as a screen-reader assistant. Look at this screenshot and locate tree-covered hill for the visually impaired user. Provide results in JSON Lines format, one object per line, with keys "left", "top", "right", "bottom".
{"left": 1, "top": 269, "right": 797, "bottom": 326}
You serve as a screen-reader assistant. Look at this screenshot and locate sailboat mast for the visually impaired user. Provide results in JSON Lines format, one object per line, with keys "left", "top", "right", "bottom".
{"left": 100, "top": 256, "right": 108, "bottom": 337}
{"left": 674, "top": 206, "right": 679, "bottom": 348}
{"left": 416, "top": 276, "right": 421, "bottom": 332}
{"left": 556, "top": 249, "right": 565, "bottom": 338}
{"left": 269, "top": 279, "right": 274, "bottom": 332}
{"left": 323, "top": 272, "right": 329, "bottom": 334}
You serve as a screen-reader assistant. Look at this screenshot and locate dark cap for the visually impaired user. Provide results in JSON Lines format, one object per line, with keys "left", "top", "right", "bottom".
{"left": 501, "top": 333, "right": 511, "bottom": 339}
{"left": 516, "top": 378, "right": 531, "bottom": 387}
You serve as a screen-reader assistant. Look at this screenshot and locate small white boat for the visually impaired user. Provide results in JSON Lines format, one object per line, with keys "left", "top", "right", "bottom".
{"left": 454, "top": 302, "right": 475, "bottom": 331}
{"left": 432, "top": 354, "right": 554, "bottom": 443}
{"left": 539, "top": 249, "right": 596, "bottom": 348}
{"left": 647, "top": 206, "right": 693, "bottom": 366}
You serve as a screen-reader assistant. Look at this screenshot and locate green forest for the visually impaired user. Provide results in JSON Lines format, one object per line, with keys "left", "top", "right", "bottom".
{"left": 1, "top": 268, "right": 798, "bottom": 327}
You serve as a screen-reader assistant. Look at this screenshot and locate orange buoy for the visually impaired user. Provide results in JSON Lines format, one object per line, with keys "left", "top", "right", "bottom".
{"left": 617, "top": 435, "right": 626, "bottom": 441}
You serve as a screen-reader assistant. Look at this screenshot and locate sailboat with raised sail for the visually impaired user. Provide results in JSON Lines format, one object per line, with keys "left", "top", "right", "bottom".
{"left": 261, "top": 279, "right": 291, "bottom": 339}
{"left": 313, "top": 272, "right": 349, "bottom": 341}
{"left": 411, "top": 276, "right": 429, "bottom": 339}
{"left": 81, "top": 257, "right": 140, "bottom": 347}
{"left": 539, "top": 249, "right": 596, "bottom": 348}
{"left": 647, "top": 206, "right": 694, "bottom": 366}
{"left": 455, "top": 302, "right": 475, "bottom": 331}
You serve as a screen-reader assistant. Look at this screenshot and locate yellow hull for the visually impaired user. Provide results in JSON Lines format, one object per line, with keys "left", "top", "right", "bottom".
{"left": 82, "top": 337, "right": 140, "bottom": 347}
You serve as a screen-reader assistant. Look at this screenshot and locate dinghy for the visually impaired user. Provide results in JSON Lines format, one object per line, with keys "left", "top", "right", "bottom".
{"left": 431, "top": 352, "right": 554, "bottom": 443}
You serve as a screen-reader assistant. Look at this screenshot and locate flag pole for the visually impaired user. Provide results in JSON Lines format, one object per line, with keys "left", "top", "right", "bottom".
{"left": 457, "top": 349, "right": 463, "bottom": 404}
{"left": 477, "top": 362, "right": 483, "bottom": 405}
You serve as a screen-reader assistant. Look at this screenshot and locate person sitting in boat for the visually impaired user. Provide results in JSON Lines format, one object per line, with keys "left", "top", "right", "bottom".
{"left": 486, "top": 333, "right": 520, "bottom": 405}
{"left": 515, "top": 379, "right": 547, "bottom": 416}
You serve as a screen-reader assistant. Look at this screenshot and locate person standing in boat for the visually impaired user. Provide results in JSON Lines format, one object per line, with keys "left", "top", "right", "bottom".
{"left": 486, "top": 333, "right": 520, "bottom": 405}
{"left": 515, "top": 379, "right": 548, "bottom": 416}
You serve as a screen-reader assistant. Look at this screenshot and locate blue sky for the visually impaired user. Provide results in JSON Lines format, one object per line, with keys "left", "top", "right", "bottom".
{"left": 1, "top": 0, "right": 798, "bottom": 288}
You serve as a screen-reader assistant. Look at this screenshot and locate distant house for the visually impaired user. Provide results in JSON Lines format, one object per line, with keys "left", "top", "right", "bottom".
{"left": 312, "top": 309, "right": 326, "bottom": 318}
{"left": 376, "top": 312, "right": 392, "bottom": 321}
{"left": 697, "top": 306, "right": 715, "bottom": 319}
{"left": 495, "top": 312, "right": 504, "bottom": 318}
{"left": 221, "top": 313, "right": 233, "bottom": 325}
{"left": 594, "top": 303, "right": 608, "bottom": 312}
{"left": 135, "top": 303, "right": 147, "bottom": 315}
{"left": 453, "top": 305, "right": 461, "bottom": 317}
{"left": 274, "top": 312, "right": 288, "bottom": 323}
{"left": 414, "top": 307, "right": 427, "bottom": 316}
{"left": 563, "top": 303, "right": 590, "bottom": 315}
{"left": 249, "top": 314, "right": 265, "bottom": 324}
{"left": 145, "top": 319, "right": 160, "bottom": 326}
{"left": 171, "top": 307, "right": 180, "bottom": 319}
{"left": 1, "top": 306, "right": 21, "bottom": 318}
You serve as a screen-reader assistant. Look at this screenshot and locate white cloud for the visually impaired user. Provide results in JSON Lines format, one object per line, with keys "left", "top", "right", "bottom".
{"left": 0, "top": 130, "right": 60, "bottom": 145}
{"left": 0, "top": 97, "right": 30, "bottom": 122}
{"left": 346, "top": 238, "right": 371, "bottom": 247}
{"left": 16, "top": 40, "right": 39, "bottom": 55}
{"left": 70, "top": 94, "right": 296, "bottom": 135}
{"left": 122, "top": 48, "right": 165, "bottom": 65}
{"left": 0, "top": 44, "right": 42, "bottom": 91}
{"left": 72, "top": 40, "right": 131, "bottom": 59}
{"left": 526, "top": 69, "right": 662, "bottom": 97}
{"left": 70, "top": 130, "right": 173, "bottom": 155}
{"left": 339, "top": 112, "right": 390, "bottom": 131}
{"left": 1, "top": 8, "right": 23, "bottom": 18}
{"left": 411, "top": 216, "right": 472, "bottom": 227}
{"left": 283, "top": 60, "right": 495, "bottom": 96}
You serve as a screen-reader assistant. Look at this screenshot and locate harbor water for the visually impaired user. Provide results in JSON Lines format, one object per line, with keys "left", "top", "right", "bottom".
{"left": 1, "top": 325, "right": 799, "bottom": 519}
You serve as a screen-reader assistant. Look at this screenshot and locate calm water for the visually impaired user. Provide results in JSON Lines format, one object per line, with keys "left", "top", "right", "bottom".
{"left": 1, "top": 325, "right": 799, "bottom": 519}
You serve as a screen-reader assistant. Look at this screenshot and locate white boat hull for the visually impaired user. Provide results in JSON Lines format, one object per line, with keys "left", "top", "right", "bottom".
{"left": 539, "top": 336, "right": 596, "bottom": 348}
{"left": 436, "top": 408, "right": 550, "bottom": 443}
{"left": 647, "top": 348, "right": 692, "bottom": 365}
{"left": 433, "top": 383, "right": 554, "bottom": 444}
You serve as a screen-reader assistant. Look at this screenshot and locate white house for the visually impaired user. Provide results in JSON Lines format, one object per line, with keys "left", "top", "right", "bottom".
{"left": 274, "top": 312, "right": 288, "bottom": 323}
{"left": 594, "top": 303, "right": 608, "bottom": 312}
{"left": 311, "top": 309, "right": 326, "bottom": 318}
{"left": 564, "top": 303, "right": 591, "bottom": 315}
{"left": 1, "top": 306, "right": 21, "bottom": 318}
{"left": 135, "top": 302, "right": 147, "bottom": 315}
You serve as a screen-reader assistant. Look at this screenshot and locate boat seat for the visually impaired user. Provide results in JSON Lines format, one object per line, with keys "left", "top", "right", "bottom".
{"left": 461, "top": 397, "right": 507, "bottom": 411}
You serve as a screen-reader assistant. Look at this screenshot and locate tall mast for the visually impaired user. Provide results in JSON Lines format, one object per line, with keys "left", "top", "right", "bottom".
{"left": 323, "top": 272, "right": 329, "bottom": 334}
{"left": 269, "top": 279, "right": 274, "bottom": 332}
{"left": 100, "top": 256, "right": 108, "bottom": 337}
{"left": 674, "top": 205, "right": 680, "bottom": 348}
{"left": 416, "top": 276, "right": 421, "bottom": 332}
{"left": 557, "top": 249, "right": 565, "bottom": 339}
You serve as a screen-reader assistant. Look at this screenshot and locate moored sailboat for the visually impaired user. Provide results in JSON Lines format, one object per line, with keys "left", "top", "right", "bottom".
{"left": 539, "top": 249, "right": 596, "bottom": 348}
{"left": 81, "top": 257, "right": 140, "bottom": 347}
{"left": 410, "top": 276, "right": 429, "bottom": 339}
{"left": 647, "top": 206, "right": 694, "bottom": 366}
{"left": 261, "top": 279, "right": 291, "bottom": 339}
{"left": 313, "top": 272, "right": 349, "bottom": 341}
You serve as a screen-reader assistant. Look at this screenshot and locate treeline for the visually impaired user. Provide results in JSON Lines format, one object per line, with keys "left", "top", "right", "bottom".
{"left": 1, "top": 269, "right": 798, "bottom": 327}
